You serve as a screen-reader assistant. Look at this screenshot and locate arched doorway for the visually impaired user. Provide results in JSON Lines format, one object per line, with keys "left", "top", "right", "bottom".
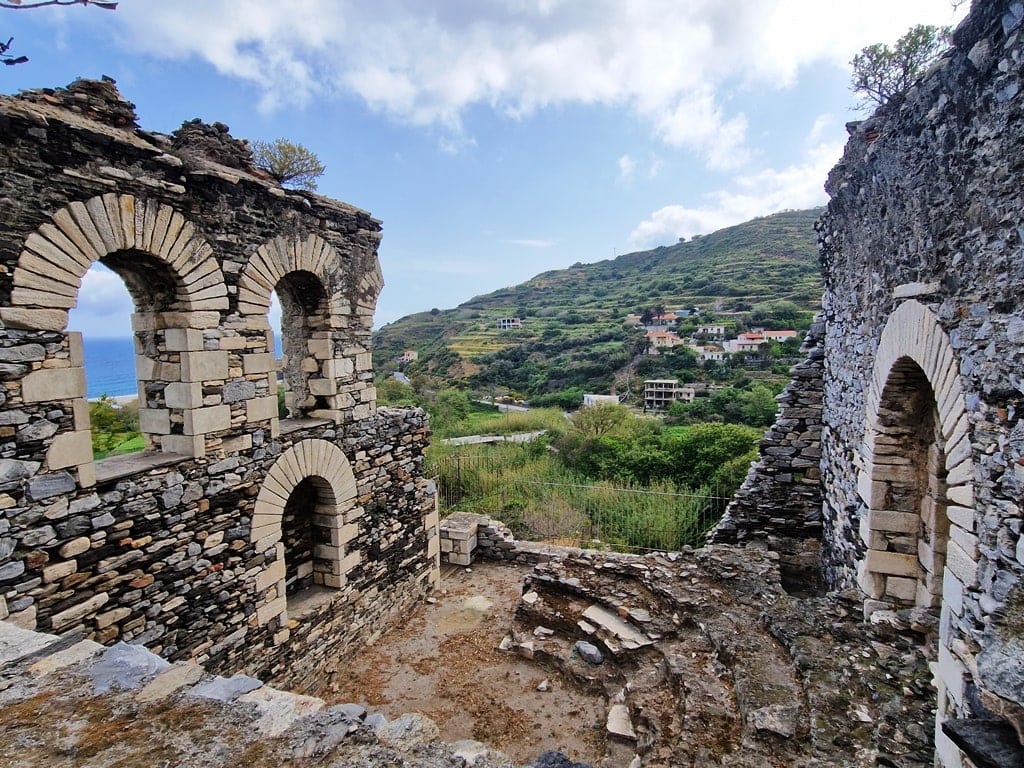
{"left": 859, "top": 357, "right": 949, "bottom": 609}
{"left": 856, "top": 300, "right": 979, "bottom": 760}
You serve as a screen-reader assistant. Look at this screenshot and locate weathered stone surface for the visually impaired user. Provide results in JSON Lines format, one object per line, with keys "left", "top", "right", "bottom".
{"left": 26, "top": 471, "right": 76, "bottom": 501}
{"left": 605, "top": 704, "right": 636, "bottom": 740}
{"left": 375, "top": 713, "right": 440, "bottom": 749}
{"left": 135, "top": 660, "right": 205, "bottom": 702}
{"left": 89, "top": 640, "right": 170, "bottom": 693}
{"left": 190, "top": 674, "right": 264, "bottom": 702}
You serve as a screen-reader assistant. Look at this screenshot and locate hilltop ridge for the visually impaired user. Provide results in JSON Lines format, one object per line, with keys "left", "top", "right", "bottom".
{"left": 373, "top": 208, "right": 823, "bottom": 396}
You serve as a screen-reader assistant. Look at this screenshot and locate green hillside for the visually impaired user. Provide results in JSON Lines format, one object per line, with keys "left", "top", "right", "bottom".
{"left": 373, "top": 208, "right": 823, "bottom": 398}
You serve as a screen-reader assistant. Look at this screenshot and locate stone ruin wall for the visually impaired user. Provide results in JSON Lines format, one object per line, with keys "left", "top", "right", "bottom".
{"left": 707, "top": 316, "right": 825, "bottom": 576}
{"left": 716, "top": 1, "right": 1024, "bottom": 762}
{"left": 0, "top": 79, "right": 440, "bottom": 691}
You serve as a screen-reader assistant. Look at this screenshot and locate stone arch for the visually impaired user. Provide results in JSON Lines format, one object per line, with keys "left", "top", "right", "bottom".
{"left": 237, "top": 234, "right": 339, "bottom": 316}
{"left": 250, "top": 439, "right": 362, "bottom": 627}
{"left": 8, "top": 193, "right": 227, "bottom": 328}
{"left": 237, "top": 235, "right": 355, "bottom": 422}
{"left": 857, "top": 300, "right": 978, "bottom": 733}
{"left": 857, "top": 300, "right": 975, "bottom": 604}
{"left": 2, "top": 195, "right": 229, "bottom": 472}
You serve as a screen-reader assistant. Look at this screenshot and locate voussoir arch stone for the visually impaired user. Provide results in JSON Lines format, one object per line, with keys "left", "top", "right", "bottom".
{"left": 237, "top": 234, "right": 340, "bottom": 316}
{"left": 5, "top": 193, "right": 228, "bottom": 330}
{"left": 859, "top": 299, "right": 971, "bottom": 487}
{"left": 250, "top": 438, "right": 358, "bottom": 545}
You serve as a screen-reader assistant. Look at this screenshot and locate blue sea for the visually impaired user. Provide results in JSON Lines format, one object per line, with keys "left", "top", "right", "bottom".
{"left": 83, "top": 336, "right": 282, "bottom": 400}
{"left": 83, "top": 337, "right": 137, "bottom": 399}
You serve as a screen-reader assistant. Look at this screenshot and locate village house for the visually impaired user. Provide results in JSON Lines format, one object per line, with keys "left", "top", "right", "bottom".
{"left": 697, "top": 345, "right": 728, "bottom": 362}
{"left": 496, "top": 317, "right": 522, "bottom": 330}
{"left": 645, "top": 329, "right": 684, "bottom": 351}
{"left": 643, "top": 379, "right": 696, "bottom": 411}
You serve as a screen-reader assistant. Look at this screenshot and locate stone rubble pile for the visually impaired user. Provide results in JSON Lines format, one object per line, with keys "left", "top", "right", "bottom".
{"left": 496, "top": 545, "right": 940, "bottom": 767}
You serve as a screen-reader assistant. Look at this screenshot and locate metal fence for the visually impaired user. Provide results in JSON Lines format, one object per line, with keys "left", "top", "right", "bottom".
{"left": 427, "top": 453, "right": 732, "bottom": 553}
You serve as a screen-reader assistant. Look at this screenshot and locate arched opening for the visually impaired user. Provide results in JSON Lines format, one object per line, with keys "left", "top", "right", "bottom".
{"left": 250, "top": 439, "right": 362, "bottom": 631}
{"left": 281, "top": 476, "right": 334, "bottom": 598}
{"left": 274, "top": 270, "right": 330, "bottom": 420}
{"left": 857, "top": 301, "right": 982, "bottom": 764}
{"left": 863, "top": 358, "right": 949, "bottom": 610}
{"left": 69, "top": 263, "right": 140, "bottom": 460}
{"left": 8, "top": 195, "right": 229, "bottom": 468}
{"left": 69, "top": 250, "right": 192, "bottom": 460}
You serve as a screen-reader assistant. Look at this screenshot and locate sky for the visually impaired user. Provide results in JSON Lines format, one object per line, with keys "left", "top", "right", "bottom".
{"left": 2, "top": 0, "right": 966, "bottom": 336}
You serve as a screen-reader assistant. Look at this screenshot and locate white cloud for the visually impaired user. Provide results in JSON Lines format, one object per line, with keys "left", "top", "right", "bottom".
{"left": 618, "top": 154, "right": 636, "bottom": 180}
{"left": 110, "top": 1, "right": 964, "bottom": 171}
{"left": 648, "top": 157, "right": 663, "bottom": 180}
{"left": 628, "top": 138, "right": 843, "bottom": 247}
{"left": 68, "top": 265, "right": 134, "bottom": 336}
{"left": 806, "top": 114, "right": 833, "bottom": 147}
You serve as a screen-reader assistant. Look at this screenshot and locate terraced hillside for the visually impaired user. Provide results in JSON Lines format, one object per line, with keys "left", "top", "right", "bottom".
{"left": 374, "top": 209, "right": 823, "bottom": 396}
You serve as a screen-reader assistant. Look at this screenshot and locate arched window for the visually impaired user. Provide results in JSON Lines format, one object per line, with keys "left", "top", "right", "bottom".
{"left": 273, "top": 270, "right": 331, "bottom": 420}
{"left": 250, "top": 439, "right": 362, "bottom": 627}
{"left": 6, "top": 195, "right": 229, "bottom": 486}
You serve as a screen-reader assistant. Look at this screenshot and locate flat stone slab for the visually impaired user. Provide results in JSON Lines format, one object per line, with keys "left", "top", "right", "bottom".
{"left": 0, "top": 620, "right": 59, "bottom": 667}
{"left": 136, "top": 661, "right": 205, "bottom": 703}
{"left": 90, "top": 641, "right": 171, "bottom": 693}
{"left": 237, "top": 685, "right": 325, "bottom": 736}
{"left": 189, "top": 673, "right": 263, "bottom": 702}
{"left": 606, "top": 704, "right": 636, "bottom": 741}
{"left": 581, "top": 605, "right": 652, "bottom": 651}
{"left": 28, "top": 639, "right": 103, "bottom": 677}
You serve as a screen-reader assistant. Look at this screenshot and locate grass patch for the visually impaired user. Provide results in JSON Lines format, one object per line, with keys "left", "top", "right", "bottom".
{"left": 437, "top": 407, "right": 568, "bottom": 439}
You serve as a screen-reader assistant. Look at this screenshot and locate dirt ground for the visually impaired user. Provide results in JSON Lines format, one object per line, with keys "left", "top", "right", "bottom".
{"left": 326, "top": 561, "right": 608, "bottom": 764}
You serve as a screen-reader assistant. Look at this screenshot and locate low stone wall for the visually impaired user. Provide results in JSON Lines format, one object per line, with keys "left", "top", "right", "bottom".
{"left": 438, "top": 512, "right": 514, "bottom": 565}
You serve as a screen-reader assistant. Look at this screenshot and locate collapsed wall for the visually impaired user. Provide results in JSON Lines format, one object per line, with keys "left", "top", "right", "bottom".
{"left": 707, "top": 316, "right": 825, "bottom": 574}
{"left": 0, "top": 79, "right": 440, "bottom": 688}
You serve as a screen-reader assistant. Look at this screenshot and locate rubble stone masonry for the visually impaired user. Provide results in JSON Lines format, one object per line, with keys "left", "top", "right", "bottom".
{"left": 0, "top": 79, "right": 439, "bottom": 686}
{"left": 712, "top": 2, "right": 1024, "bottom": 763}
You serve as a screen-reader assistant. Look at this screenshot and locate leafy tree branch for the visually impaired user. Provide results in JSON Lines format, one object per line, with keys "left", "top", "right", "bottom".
{"left": 850, "top": 24, "right": 950, "bottom": 109}
{"left": 251, "top": 138, "right": 326, "bottom": 191}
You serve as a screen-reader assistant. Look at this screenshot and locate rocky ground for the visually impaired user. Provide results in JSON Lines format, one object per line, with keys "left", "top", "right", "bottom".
{"left": 0, "top": 544, "right": 939, "bottom": 767}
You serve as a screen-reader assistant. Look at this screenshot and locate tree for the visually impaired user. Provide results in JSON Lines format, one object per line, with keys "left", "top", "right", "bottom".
{"left": 850, "top": 24, "right": 950, "bottom": 109}
{"left": 2, "top": 0, "right": 117, "bottom": 66}
{"left": 568, "top": 403, "right": 630, "bottom": 437}
{"left": 251, "top": 138, "right": 325, "bottom": 191}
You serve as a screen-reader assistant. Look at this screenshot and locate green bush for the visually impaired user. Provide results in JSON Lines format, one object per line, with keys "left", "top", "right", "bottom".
{"left": 90, "top": 395, "right": 141, "bottom": 459}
